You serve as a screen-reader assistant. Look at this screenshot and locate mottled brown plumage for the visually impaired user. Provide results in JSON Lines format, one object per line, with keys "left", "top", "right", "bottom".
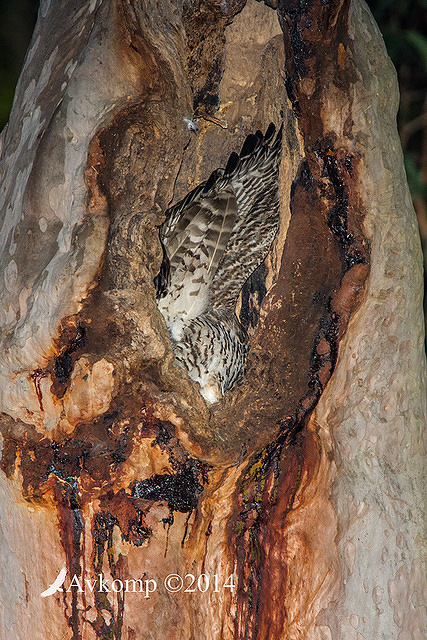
{"left": 156, "top": 123, "right": 282, "bottom": 403}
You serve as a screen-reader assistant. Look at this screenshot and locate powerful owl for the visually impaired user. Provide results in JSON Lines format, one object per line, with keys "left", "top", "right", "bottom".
{"left": 155, "top": 123, "right": 282, "bottom": 404}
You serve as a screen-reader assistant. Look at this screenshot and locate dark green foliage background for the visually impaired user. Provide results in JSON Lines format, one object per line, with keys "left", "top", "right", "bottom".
{"left": 0, "top": 0, "right": 425, "bottom": 325}
{"left": 0, "top": 0, "right": 38, "bottom": 127}
{"left": 372, "top": 0, "right": 426, "bottom": 331}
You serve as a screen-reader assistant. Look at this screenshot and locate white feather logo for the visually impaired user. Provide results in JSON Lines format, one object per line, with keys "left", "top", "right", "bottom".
{"left": 40, "top": 567, "right": 67, "bottom": 597}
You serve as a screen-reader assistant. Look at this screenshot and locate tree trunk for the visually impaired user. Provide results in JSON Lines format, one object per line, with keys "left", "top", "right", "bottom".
{"left": 0, "top": 1, "right": 425, "bottom": 639}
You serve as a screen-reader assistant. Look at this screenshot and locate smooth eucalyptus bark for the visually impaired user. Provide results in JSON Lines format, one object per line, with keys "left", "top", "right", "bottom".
{"left": 0, "top": 1, "right": 424, "bottom": 639}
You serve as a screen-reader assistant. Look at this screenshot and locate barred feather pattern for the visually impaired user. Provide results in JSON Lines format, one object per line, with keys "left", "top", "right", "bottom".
{"left": 156, "top": 123, "right": 282, "bottom": 403}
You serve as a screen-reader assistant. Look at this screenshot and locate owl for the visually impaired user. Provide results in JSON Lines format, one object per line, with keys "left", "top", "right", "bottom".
{"left": 155, "top": 123, "right": 282, "bottom": 404}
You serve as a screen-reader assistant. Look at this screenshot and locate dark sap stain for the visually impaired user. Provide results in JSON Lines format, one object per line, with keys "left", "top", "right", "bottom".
{"left": 153, "top": 423, "right": 172, "bottom": 447}
{"left": 53, "top": 479, "right": 84, "bottom": 640}
{"left": 30, "top": 369, "right": 47, "bottom": 411}
{"left": 239, "top": 263, "right": 268, "bottom": 331}
{"left": 321, "top": 148, "right": 367, "bottom": 269}
{"left": 96, "top": 491, "right": 151, "bottom": 547}
{"left": 51, "top": 322, "right": 86, "bottom": 398}
{"left": 90, "top": 511, "right": 125, "bottom": 638}
{"left": 133, "top": 465, "right": 203, "bottom": 513}
{"left": 193, "top": 56, "right": 223, "bottom": 116}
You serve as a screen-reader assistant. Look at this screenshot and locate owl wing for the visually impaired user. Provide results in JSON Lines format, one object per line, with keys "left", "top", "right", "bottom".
{"left": 156, "top": 123, "right": 282, "bottom": 323}
{"left": 156, "top": 184, "right": 238, "bottom": 325}
{"left": 209, "top": 123, "right": 283, "bottom": 309}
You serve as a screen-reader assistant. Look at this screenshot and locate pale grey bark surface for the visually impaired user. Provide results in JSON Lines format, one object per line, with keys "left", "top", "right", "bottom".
{"left": 315, "top": 5, "right": 427, "bottom": 637}
{"left": 0, "top": 0, "right": 113, "bottom": 428}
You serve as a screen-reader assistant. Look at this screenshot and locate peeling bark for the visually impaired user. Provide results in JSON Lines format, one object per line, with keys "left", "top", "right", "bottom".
{"left": 0, "top": 1, "right": 425, "bottom": 639}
